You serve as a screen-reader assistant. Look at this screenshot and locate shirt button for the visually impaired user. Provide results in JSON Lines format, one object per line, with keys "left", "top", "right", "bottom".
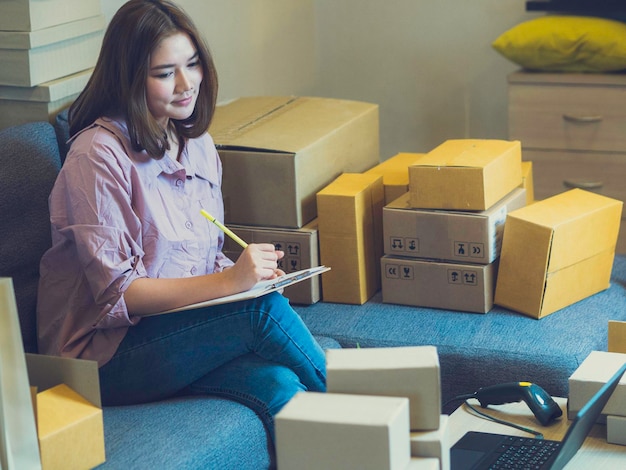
{"left": 190, "top": 266, "right": 197, "bottom": 275}
{"left": 176, "top": 179, "right": 183, "bottom": 187}
{"left": 185, "top": 220, "right": 193, "bottom": 229}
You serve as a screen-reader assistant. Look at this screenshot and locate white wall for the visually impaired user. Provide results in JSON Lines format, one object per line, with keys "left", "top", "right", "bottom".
{"left": 101, "top": 0, "right": 539, "bottom": 160}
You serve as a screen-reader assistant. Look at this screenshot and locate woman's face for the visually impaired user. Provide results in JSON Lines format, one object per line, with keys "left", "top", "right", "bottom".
{"left": 146, "top": 32, "right": 203, "bottom": 128}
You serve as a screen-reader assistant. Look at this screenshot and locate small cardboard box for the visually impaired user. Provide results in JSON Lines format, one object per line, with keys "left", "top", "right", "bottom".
{"left": 567, "top": 351, "right": 626, "bottom": 420}
{"left": 0, "top": 0, "right": 101, "bottom": 32}
{"left": 521, "top": 161, "right": 534, "bottom": 205}
{"left": 26, "top": 353, "right": 105, "bottom": 470}
{"left": 221, "top": 219, "right": 321, "bottom": 304}
{"left": 210, "top": 96, "right": 380, "bottom": 228}
{"left": 381, "top": 255, "right": 497, "bottom": 313}
{"left": 275, "top": 392, "right": 411, "bottom": 470}
{"left": 408, "top": 139, "right": 522, "bottom": 211}
{"left": 494, "top": 189, "right": 623, "bottom": 319}
{"left": 609, "top": 321, "right": 626, "bottom": 354}
{"left": 326, "top": 346, "right": 441, "bottom": 431}
{"left": 365, "top": 152, "right": 425, "bottom": 204}
{"left": 0, "top": 68, "right": 91, "bottom": 129}
{"left": 410, "top": 415, "right": 450, "bottom": 470}
{"left": 383, "top": 188, "right": 526, "bottom": 264}
{"left": 317, "top": 173, "right": 384, "bottom": 304}
{"left": 0, "top": 15, "right": 103, "bottom": 86}
{"left": 607, "top": 415, "right": 626, "bottom": 446}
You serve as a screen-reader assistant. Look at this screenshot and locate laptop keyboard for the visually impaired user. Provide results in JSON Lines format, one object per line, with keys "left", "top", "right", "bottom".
{"left": 487, "top": 435, "right": 561, "bottom": 469}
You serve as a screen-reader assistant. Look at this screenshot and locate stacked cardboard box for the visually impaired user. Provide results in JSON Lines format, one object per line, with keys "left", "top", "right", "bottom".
{"left": 208, "top": 96, "right": 380, "bottom": 304}
{"left": 381, "top": 139, "right": 524, "bottom": 313}
{"left": 567, "top": 351, "right": 626, "bottom": 446}
{"left": 0, "top": 0, "right": 102, "bottom": 129}
{"left": 275, "top": 346, "right": 443, "bottom": 469}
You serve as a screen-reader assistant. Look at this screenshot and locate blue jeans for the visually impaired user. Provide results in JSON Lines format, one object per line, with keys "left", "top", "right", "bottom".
{"left": 98, "top": 292, "right": 326, "bottom": 442}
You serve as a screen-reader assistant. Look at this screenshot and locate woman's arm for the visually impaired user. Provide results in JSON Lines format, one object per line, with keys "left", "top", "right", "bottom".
{"left": 125, "top": 243, "right": 284, "bottom": 315}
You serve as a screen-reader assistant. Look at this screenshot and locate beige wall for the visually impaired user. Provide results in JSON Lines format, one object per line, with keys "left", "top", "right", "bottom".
{"left": 101, "top": 0, "right": 539, "bottom": 160}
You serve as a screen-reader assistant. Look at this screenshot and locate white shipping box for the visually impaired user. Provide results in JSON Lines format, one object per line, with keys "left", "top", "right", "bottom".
{"left": 326, "top": 346, "right": 441, "bottom": 431}
{"left": 210, "top": 96, "right": 380, "bottom": 228}
{"left": 410, "top": 415, "right": 450, "bottom": 470}
{"left": 567, "top": 351, "right": 626, "bottom": 420}
{"left": 607, "top": 415, "right": 626, "bottom": 446}
{"left": 383, "top": 188, "right": 526, "bottom": 264}
{"left": 221, "top": 220, "right": 321, "bottom": 304}
{"left": 276, "top": 392, "right": 411, "bottom": 470}
{"left": 0, "top": 0, "right": 101, "bottom": 32}
{"left": 381, "top": 256, "right": 497, "bottom": 313}
{"left": 0, "top": 68, "right": 91, "bottom": 129}
{"left": 0, "top": 15, "right": 103, "bottom": 86}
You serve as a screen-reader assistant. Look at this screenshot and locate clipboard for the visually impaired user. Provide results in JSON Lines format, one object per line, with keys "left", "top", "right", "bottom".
{"left": 151, "top": 266, "right": 330, "bottom": 315}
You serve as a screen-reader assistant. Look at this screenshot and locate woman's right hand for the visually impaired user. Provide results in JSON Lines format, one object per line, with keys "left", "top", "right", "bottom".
{"left": 230, "top": 243, "right": 284, "bottom": 290}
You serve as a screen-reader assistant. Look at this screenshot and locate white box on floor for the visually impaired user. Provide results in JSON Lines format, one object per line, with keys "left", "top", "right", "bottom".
{"left": 567, "top": 351, "right": 626, "bottom": 420}
{"left": 0, "top": 0, "right": 101, "bottom": 31}
{"left": 607, "top": 415, "right": 626, "bottom": 446}
{"left": 383, "top": 188, "right": 526, "bottom": 264}
{"left": 0, "top": 68, "right": 91, "bottom": 129}
{"left": 275, "top": 392, "right": 411, "bottom": 470}
{"left": 406, "top": 458, "right": 440, "bottom": 470}
{"left": 326, "top": 346, "right": 441, "bottom": 431}
{"left": 410, "top": 415, "right": 450, "bottom": 470}
{"left": 0, "top": 15, "right": 103, "bottom": 86}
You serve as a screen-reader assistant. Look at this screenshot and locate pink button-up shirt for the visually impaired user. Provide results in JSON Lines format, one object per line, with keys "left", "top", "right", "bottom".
{"left": 37, "top": 117, "right": 233, "bottom": 366}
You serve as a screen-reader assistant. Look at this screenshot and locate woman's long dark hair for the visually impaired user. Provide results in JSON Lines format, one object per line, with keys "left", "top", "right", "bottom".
{"left": 69, "top": 0, "right": 218, "bottom": 158}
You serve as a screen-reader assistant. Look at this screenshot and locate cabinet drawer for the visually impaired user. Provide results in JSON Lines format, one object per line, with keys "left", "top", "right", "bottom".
{"left": 509, "top": 80, "right": 626, "bottom": 153}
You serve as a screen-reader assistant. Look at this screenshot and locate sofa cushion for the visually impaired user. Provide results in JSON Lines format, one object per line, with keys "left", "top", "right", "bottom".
{"left": 0, "top": 122, "right": 61, "bottom": 353}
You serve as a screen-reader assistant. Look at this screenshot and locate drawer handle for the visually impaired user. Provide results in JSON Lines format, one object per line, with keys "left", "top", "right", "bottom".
{"left": 563, "top": 179, "right": 604, "bottom": 191}
{"left": 562, "top": 114, "right": 603, "bottom": 123}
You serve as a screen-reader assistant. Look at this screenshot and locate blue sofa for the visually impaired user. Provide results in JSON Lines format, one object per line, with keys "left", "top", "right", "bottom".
{"left": 2, "top": 119, "right": 625, "bottom": 469}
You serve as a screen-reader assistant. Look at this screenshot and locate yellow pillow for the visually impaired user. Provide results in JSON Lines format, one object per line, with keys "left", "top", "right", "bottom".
{"left": 492, "top": 16, "right": 626, "bottom": 72}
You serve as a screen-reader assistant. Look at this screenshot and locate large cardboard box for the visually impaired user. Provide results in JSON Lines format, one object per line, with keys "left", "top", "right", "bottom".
{"left": 567, "top": 351, "right": 626, "bottom": 421}
{"left": 221, "top": 219, "right": 321, "bottom": 304}
{"left": 275, "top": 392, "right": 411, "bottom": 470}
{"left": 494, "top": 189, "right": 623, "bottom": 319}
{"left": 609, "top": 321, "right": 626, "bottom": 354}
{"left": 0, "top": 0, "right": 101, "bottom": 32}
{"left": 326, "top": 346, "right": 441, "bottom": 431}
{"left": 26, "top": 353, "right": 105, "bottom": 470}
{"left": 210, "top": 96, "right": 380, "bottom": 228}
{"left": 317, "top": 173, "right": 384, "bottom": 304}
{"left": 521, "top": 161, "right": 535, "bottom": 205}
{"left": 0, "top": 15, "right": 103, "bottom": 86}
{"left": 607, "top": 415, "right": 626, "bottom": 446}
{"left": 365, "top": 152, "right": 425, "bottom": 204}
{"left": 383, "top": 188, "right": 526, "bottom": 264}
{"left": 381, "top": 255, "right": 497, "bottom": 313}
{"left": 0, "top": 68, "right": 91, "bottom": 129}
{"left": 408, "top": 139, "right": 522, "bottom": 211}
{"left": 410, "top": 415, "right": 450, "bottom": 470}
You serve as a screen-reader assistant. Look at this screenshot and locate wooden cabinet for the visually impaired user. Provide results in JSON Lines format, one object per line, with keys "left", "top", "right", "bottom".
{"left": 508, "top": 71, "right": 626, "bottom": 253}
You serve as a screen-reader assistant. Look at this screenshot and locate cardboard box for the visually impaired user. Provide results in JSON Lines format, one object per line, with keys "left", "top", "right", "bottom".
{"left": 0, "top": 0, "right": 101, "bottom": 32}
{"left": 221, "top": 219, "right": 321, "bottom": 304}
{"left": 317, "top": 173, "right": 384, "bottom": 304}
{"left": 494, "top": 189, "right": 623, "bottom": 319}
{"left": 0, "top": 68, "right": 91, "bottom": 129}
{"left": 381, "top": 255, "right": 497, "bottom": 313}
{"left": 609, "top": 321, "right": 626, "bottom": 354}
{"left": 383, "top": 188, "right": 526, "bottom": 264}
{"left": 0, "top": 15, "right": 103, "bottom": 86}
{"left": 567, "top": 351, "right": 626, "bottom": 420}
{"left": 365, "top": 152, "right": 425, "bottom": 204}
{"left": 26, "top": 353, "right": 105, "bottom": 470}
{"left": 410, "top": 415, "right": 450, "bottom": 470}
{"left": 275, "top": 392, "right": 411, "bottom": 470}
{"left": 210, "top": 96, "right": 380, "bottom": 228}
{"left": 408, "top": 139, "right": 522, "bottom": 211}
{"left": 326, "top": 346, "right": 441, "bottom": 431}
{"left": 521, "top": 161, "right": 535, "bottom": 205}
{"left": 607, "top": 415, "right": 626, "bottom": 446}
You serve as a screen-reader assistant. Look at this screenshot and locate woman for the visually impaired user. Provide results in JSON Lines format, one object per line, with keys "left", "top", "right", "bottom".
{"left": 37, "top": 0, "right": 325, "bottom": 443}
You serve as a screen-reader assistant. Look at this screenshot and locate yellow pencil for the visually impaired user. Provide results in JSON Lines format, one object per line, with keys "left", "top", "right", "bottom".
{"left": 200, "top": 209, "right": 248, "bottom": 249}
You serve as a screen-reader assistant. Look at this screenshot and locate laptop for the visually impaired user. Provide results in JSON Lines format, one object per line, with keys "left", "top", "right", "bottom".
{"left": 450, "top": 362, "right": 626, "bottom": 470}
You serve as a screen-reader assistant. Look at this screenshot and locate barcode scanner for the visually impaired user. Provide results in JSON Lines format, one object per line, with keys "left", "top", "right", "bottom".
{"left": 473, "top": 381, "right": 563, "bottom": 426}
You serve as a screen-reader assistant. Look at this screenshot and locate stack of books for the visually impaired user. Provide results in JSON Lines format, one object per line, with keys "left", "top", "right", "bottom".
{"left": 0, "top": 0, "right": 103, "bottom": 129}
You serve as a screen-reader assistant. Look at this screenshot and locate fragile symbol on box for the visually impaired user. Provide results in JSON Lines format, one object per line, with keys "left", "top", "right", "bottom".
{"left": 401, "top": 266, "right": 414, "bottom": 280}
